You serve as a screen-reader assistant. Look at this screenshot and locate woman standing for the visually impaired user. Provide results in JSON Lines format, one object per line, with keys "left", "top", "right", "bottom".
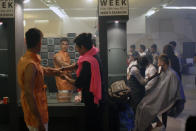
{"left": 63, "top": 33, "right": 105, "bottom": 131}
{"left": 163, "top": 44, "right": 181, "bottom": 79}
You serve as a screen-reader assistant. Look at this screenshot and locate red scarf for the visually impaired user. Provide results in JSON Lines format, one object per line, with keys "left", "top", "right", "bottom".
{"left": 76, "top": 47, "right": 102, "bottom": 105}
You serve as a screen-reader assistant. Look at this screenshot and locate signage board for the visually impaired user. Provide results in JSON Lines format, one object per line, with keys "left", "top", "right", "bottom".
{"left": 99, "top": 0, "right": 129, "bottom": 16}
{"left": 0, "top": 0, "right": 15, "bottom": 18}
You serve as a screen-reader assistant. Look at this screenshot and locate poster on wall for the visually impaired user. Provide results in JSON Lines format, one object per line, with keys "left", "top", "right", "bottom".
{"left": 69, "top": 52, "right": 75, "bottom": 59}
{"left": 42, "top": 38, "right": 47, "bottom": 45}
{"left": 54, "top": 45, "right": 61, "bottom": 50}
{"left": 98, "top": 0, "right": 129, "bottom": 16}
{"left": 41, "top": 45, "right": 48, "bottom": 52}
{"left": 68, "top": 38, "right": 74, "bottom": 44}
{"left": 41, "top": 59, "right": 48, "bottom": 66}
{"left": 0, "top": 0, "right": 15, "bottom": 18}
{"left": 54, "top": 38, "right": 61, "bottom": 45}
{"left": 68, "top": 45, "right": 75, "bottom": 52}
{"left": 47, "top": 38, "right": 54, "bottom": 45}
{"left": 48, "top": 59, "right": 54, "bottom": 67}
{"left": 41, "top": 52, "right": 48, "bottom": 59}
{"left": 75, "top": 52, "right": 80, "bottom": 59}
{"left": 70, "top": 59, "right": 75, "bottom": 64}
{"left": 67, "top": 33, "right": 76, "bottom": 38}
{"left": 48, "top": 45, "right": 54, "bottom": 52}
{"left": 48, "top": 52, "right": 55, "bottom": 59}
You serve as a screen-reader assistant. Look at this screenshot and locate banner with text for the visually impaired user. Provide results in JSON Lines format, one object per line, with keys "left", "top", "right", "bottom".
{"left": 0, "top": 0, "right": 15, "bottom": 18}
{"left": 99, "top": 0, "right": 128, "bottom": 16}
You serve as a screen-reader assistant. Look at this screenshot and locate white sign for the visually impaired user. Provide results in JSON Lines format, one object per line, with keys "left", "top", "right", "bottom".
{"left": 0, "top": 0, "right": 15, "bottom": 18}
{"left": 99, "top": 0, "right": 128, "bottom": 16}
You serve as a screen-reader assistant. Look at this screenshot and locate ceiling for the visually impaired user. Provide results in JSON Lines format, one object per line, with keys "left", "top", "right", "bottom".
{"left": 24, "top": 0, "right": 196, "bottom": 20}
{"left": 24, "top": 0, "right": 166, "bottom": 20}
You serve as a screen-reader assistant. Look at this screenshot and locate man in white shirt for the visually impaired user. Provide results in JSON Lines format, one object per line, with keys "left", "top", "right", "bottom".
{"left": 139, "top": 44, "right": 146, "bottom": 57}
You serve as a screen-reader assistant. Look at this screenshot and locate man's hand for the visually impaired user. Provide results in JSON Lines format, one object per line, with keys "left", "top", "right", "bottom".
{"left": 74, "top": 92, "right": 82, "bottom": 103}
{"left": 61, "top": 63, "right": 77, "bottom": 71}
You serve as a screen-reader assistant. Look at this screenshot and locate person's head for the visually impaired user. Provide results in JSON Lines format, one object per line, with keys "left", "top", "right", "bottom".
{"left": 130, "top": 52, "right": 139, "bottom": 62}
{"left": 169, "top": 41, "right": 177, "bottom": 50}
{"left": 25, "top": 28, "right": 43, "bottom": 52}
{"left": 130, "top": 45, "right": 136, "bottom": 52}
{"left": 139, "top": 44, "right": 146, "bottom": 53}
{"left": 137, "top": 56, "right": 149, "bottom": 69}
{"left": 158, "top": 54, "right": 170, "bottom": 71}
{"left": 60, "top": 38, "right": 69, "bottom": 52}
{"left": 74, "top": 33, "right": 93, "bottom": 55}
{"left": 151, "top": 44, "right": 157, "bottom": 53}
{"left": 163, "top": 44, "right": 174, "bottom": 57}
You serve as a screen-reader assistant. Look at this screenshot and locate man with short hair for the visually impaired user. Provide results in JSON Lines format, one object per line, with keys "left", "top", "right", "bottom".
{"left": 150, "top": 44, "right": 159, "bottom": 66}
{"left": 17, "top": 28, "right": 62, "bottom": 131}
{"left": 128, "top": 44, "right": 139, "bottom": 65}
{"left": 54, "top": 38, "right": 74, "bottom": 102}
{"left": 139, "top": 44, "right": 146, "bottom": 57}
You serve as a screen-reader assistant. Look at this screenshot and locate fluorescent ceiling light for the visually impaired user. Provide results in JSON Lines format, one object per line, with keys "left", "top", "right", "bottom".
{"left": 42, "top": 0, "right": 56, "bottom": 4}
{"left": 40, "top": 0, "right": 69, "bottom": 19}
{"left": 24, "top": 8, "right": 50, "bottom": 11}
{"left": 23, "top": 20, "right": 26, "bottom": 26}
{"left": 71, "top": 17, "right": 97, "bottom": 20}
{"left": 34, "top": 20, "right": 49, "bottom": 23}
{"left": 49, "top": 6, "right": 68, "bottom": 18}
{"left": 163, "top": 6, "right": 196, "bottom": 10}
{"left": 23, "top": 0, "right": 30, "bottom": 4}
{"left": 87, "top": 0, "right": 93, "bottom": 2}
{"left": 146, "top": 9, "right": 156, "bottom": 17}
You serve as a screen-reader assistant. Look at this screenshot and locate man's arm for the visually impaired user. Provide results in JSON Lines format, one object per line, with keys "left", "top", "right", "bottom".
{"left": 42, "top": 66, "right": 61, "bottom": 76}
{"left": 64, "top": 75, "right": 76, "bottom": 84}
{"left": 23, "top": 64, "right": 45, "bottom": 131}
{"left": 61, "top": 63, "right": 77, "bottom": 71}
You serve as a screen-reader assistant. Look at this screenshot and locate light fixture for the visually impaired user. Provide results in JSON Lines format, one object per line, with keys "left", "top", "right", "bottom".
{"left": 40, "top": 0, "right": 69, "bottom": 19}
{"left": 87, "top": 0, "right": 93, "bottom": 2}
{"left": 23, "top": 0, "right": 30, "bottom": 4}
{"left": 49, "top": 6, "right": 68, "bottom": 18}
{"left": 24, "top": 8, "right": 50, "bottom": 11}
{"left": 163, "top": 6, "right": 196, "bottom": 10}
{"left": 146, "top": 10, "right": 156, "bottom": 17}
{"left": 115, "top": 21, "right": 119, "bottom": 24}
{"left": 41, "top": 0, "right": 56, "bottom": 4}
{"left": 23, "top": 20, "right": 26, "bottom": 26}
{"left": 71, "top": 17, "right": 98, "bottom": 20}
{"left": 34, "top": 20, "right": 49, "bottom": 23}
{"left": 0, "top": 22, "right": 3, "bottom": 26}
{"left": 145, "top": 8, "right": 159, "bottom": 17}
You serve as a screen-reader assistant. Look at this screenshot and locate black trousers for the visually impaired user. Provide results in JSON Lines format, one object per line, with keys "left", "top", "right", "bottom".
{"left": 85, "top": 103, "right": 104, "bottom": 131}
{"left": 162, "top": 112, "right": 168, "bottom": 127}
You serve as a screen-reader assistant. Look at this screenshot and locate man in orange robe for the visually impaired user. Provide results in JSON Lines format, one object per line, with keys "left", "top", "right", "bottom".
{"left": 54, "top": 38, "right": 74, "bottom": 102}
{"left": 17, "top": 28, "right": 62, "bottom": 131}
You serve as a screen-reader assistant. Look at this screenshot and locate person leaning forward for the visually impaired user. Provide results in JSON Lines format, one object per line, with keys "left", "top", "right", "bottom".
{"left": 17, "top": 28, "right": 63, "bottom": 131}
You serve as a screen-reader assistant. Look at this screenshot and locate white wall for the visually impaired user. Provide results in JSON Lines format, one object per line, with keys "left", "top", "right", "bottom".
{"left": 127, "top": 13, "right": 196, "bottom": 55}
{"left": 24, "top": 18, "right": 97, "bottom": 37}
{"left": 127, "top": 14, "right": 146, "bottom": 34}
